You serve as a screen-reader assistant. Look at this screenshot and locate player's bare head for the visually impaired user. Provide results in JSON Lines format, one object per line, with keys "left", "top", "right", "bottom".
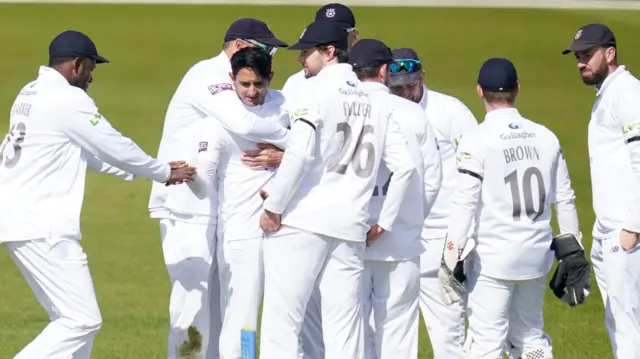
{"left": 314, "top": 3, "right": 358, "bottom": 48}
{"left": 288, "top": 21, "right": 349, "bottom": 79}
{"left": 388, "top": 48, "right": 424, "bottom": 103}
{"left": 47, "top": 30, "right": 108, "bottom": 92}
{"left": 222, "top": 18, "right": 288, "bottom": 59}
{"left": 350, "top": 39, "right": 394, "bottom": 86}
{"left": 229, "top": 47, "right": 273, "bottom": 106}
{"left": 476, "top": 58, "right": 519, "bottom": 107}
{"left": 562, "top": 23, "right": 618, "bottom": 87}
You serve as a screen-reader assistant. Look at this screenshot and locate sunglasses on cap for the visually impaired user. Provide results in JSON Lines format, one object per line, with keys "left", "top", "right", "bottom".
{"left": 390, "top": 59, "right": 421, "bottom": 73}
{"left": 243, "top": 39, "right": 278, "bottom": 56}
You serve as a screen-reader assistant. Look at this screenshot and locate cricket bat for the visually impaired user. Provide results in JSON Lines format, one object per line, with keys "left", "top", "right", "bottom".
{"left": 241, "top": 327, "right": 257, "bottom": 359}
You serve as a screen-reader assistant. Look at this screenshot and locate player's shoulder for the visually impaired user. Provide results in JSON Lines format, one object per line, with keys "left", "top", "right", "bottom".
{"left": 427, "top": 89, "right": 471, "bottom": 111}
{"left": 266, "top": 89, "right": 286, "bottom": 105}
{"left": 389, "top": 93, "right": 425, "bottom": 115}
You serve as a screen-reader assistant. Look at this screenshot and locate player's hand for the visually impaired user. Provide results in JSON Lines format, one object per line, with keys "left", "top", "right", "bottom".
{"left": 366, "top": 224, "right": 385, "bottom": 247}
{"left": 549, "top": 233, "right": 591, "bottom": 307}
{"left": 437, "top": 236, "right": 472, "bottom": 306}
{"left": 165, "top": 161, "right": 196, "bottom": 185}
{"left": 260, "top": 209, "right": 281, "bottom": 233}
{"left": 619, "top": 229, "right": 639, "bottom": 251}
{"left": 242, "top": 143, "right": 284, "bottom": 170}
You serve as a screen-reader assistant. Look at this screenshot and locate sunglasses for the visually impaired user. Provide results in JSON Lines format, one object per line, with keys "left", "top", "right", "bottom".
{"left": 390, "top": 59, "right": 421, "bottom": 73}
{"left": 243, "top": 39, "right": 278, "bottom": 56}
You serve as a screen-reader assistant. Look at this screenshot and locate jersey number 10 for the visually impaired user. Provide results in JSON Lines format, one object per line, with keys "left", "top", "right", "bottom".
{"left": 504, "top": 167, "right": 546, "bottom": 221}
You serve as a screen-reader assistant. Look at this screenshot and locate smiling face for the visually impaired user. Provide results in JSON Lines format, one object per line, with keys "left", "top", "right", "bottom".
{"left": 574, "top": 46, "right": 616, "bottom": 86}
{"left": 231, "top": 67, "right": 272, "bottom": 106}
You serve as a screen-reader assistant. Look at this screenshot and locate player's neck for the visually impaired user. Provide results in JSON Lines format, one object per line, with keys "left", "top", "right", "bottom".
{"left": 484, "top": 102, "right": 515, "bottom": 113}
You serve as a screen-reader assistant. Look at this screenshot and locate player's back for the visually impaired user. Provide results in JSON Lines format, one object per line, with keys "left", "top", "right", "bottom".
{"left": 461, "top": 108, "right": 562, "bottom": 279}
{"left": 281, "top": 64, "right": 393, "bottom": 242}
{"left": 0, "top": 67, "right": 93, "bottom": 241}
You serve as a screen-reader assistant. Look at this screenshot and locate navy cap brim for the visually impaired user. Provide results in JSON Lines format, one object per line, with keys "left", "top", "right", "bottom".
{"left": 258, "top": 36, "right": 289, "bottom": 48}
{"left": 288, "top": 41, "right": 316, "bottom": 50}
{"left": 562, "top": 42, "right": 608, "bottom": 55}
{"left": 90, "top": 54, "right": 109, "bottom": 64}
{"left": 389, "top": 72, "right": 421, "bottom": 86}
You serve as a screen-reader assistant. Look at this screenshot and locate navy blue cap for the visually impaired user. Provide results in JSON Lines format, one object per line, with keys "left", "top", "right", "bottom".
{"left": 392, "top": 48, "right": 420, "bottom": 61}
{"left": 314, "top": 3, "right": 356, "bottom": 29}
{"left": 349, "top": 39, "right": 393, "bottom": 69}
{"left": 562, "top": 23, "right": 616, "bottom": 55}
{"left": 49, "top": 30, "right": 108, "bottom": 64}
{"left": 477, "top": 58, "right": 518, "bottom": 92}
{"left": 224, "top": 18, "right": 288, "bottom": 47}
{"left": 288, "top": 21, "right": 348, "bottom": 51}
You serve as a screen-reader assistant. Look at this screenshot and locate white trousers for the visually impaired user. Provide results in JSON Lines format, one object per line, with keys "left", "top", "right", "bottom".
{"left": 591, "top": 232, "right": 640, "bottom": 359}
{"left": 299, "top": 288, "right": 324, "bottom": 359}
{"left": 4, "top": 238, "right": 102, "bottom": 359}
{"left": 363, "top": 257, "right": 420, "bottom": 359}
{"left": 465, "top": 269, "right": 552, "bottom": 359}
{"left": 419, "top": 237, "right": 466, "bottom": 359}
{"left": 160, "top": 218, "right": 219, "bottom": 359}
{"left": 217, "top": 236, "right": 264, "bottom": 359}
{"left": 260, "top": 225, "right": 365, "bottom": 359}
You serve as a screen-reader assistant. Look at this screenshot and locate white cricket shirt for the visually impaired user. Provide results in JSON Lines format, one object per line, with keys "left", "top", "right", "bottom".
{"left": 588, "top": 65, "right": 640, "bottom": 238}
{"left": 419, "top": 85, "right": 478, "bottom": 239}
{"left": 183, "top": 90, "right": 289, "bottom": 237}
{"left": 263, "top": 64, "right": 416, "bottom": 242}
{"left": 361, "top": 82, "right": 443, "bottom": 261}
{"left": 281, "top": 69, "right": 306, "bottom": 100}
{"left": 448, "top": 108, "right": 580, "bottom": 280}
{"left": 0, "top": 66, "right": 171, "bottom": 243}
{"left": 148, "top": 51, "right": 289, "bottom": 219}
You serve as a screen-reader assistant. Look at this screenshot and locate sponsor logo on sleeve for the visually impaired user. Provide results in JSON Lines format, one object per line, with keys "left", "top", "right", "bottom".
{"left": 208, "top": 83, "right": 233, "bottom": 95}
{"left": 90, "top": 114, "right": 101, "bottom": 126}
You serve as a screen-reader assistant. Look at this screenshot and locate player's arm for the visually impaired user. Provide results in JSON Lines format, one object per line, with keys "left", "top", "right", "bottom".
{"left": 85, "top": 151, "right": 135, "bottom": 181}
{"left": 377, "top": 116, "right": 417, "bottom": 231}
{"left": 186, "top": 129, "right": 225, "bottom": 200}
{"left": 550, "top": 145, "right": 580, "bottom": 239}
{"left": 58, "top": 93, "right": 173, "bottom": 183}
{"left": 421, "top": 116, "right": 443, "bottom": 216}
{"left": 617, "top": 89, "right": 640, "bottom": 235}
{"left": 262, "top": 94, "right": 321, "bottom": 214}
{"left": 194, "top": 78, "right": 289, "bottom": 150}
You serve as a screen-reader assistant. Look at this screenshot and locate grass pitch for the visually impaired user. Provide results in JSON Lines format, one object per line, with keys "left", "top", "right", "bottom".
{"left": 1, "top": 3, "right": 639, "bottom": 358}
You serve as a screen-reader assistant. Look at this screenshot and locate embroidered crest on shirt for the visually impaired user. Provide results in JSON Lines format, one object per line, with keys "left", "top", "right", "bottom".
{"left": 208, "top": 83, "right": 233, "bottom": 95}
{"left": 198, "top": 141, "right": 208, "bottom": 153}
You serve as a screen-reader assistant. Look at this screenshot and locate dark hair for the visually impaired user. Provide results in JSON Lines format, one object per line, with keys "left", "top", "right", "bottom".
{"left": 48, "top": 56, "right": 76, "bottom": 67}
{"left": 353, "top": 66, "right": 382, "bottom": 81}
{"left": 317, "top": 45, "right": 349, "bottom": 64}
{"left": 230, "top": 47, "right": 272, "bottom": 79}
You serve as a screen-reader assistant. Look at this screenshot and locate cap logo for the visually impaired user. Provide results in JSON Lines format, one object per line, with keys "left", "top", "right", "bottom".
{"left": 326, "top": 8, "right": 335, "bottom": 18}
{"left": 574, "top": 29, "right": 582, "bottom": 40}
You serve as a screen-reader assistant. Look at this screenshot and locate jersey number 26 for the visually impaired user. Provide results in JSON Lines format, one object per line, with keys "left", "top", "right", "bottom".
{"left": 328, "top": 122, "right": 375, "bottom": 179}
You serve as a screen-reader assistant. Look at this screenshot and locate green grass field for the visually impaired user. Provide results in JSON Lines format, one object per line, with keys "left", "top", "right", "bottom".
{"left": 0, "top": 3, "right": 638, "bottom": 358}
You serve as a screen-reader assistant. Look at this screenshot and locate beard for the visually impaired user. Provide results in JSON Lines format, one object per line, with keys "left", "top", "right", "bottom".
{"left": 581, "top": 63, "right": 609, "bottom": 86}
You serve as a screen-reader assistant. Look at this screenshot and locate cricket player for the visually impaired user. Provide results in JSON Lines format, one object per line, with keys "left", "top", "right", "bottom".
{"left": 0, "top": 30, "right": 195, "bottom": 359}
{"left": 183, "top": 47, "right": 289, "bottom": 359}
{"left": 388, "top": 47, "right": 477, "bottom": 358}
{"left": 257, "top": 21, "right": 416, "bottom": 359}
{"left": 438, "top": 58, "right": 588, "bottom": 359}
{"left": 349, "top": 39, "right": 443, "bottom": 359}
{"left": 147, "top": 18, "right": 288, "bottom": 359}
{"left": 281, "top": 6, "right": 359, "bottom": 358}
{"left": 563, "top": 23, "right": 640, "bottom": 358}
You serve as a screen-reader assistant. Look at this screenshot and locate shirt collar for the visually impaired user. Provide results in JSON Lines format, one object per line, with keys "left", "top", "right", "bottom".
{"left": 596, "top": 65, "right": 627, "bottom": 96}
{"left": 316, "top": 63, "right": 354, "bottom": 79}
{"left": 359, "top": 81, "right": 389, "bottom": 93}
{"left": 484, "top": 107, "right": 521, "bottom": 122}
{"left": 418, "top": 84, "right": 428, "bottom": 109}
{"left": 38, "top": 66, "right": 71, "bottom": 87}
{"left": 214, "top": 50, "right": 231, "bottom": 71}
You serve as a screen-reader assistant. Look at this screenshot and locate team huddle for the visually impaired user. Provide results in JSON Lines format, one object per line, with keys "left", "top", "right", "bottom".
{"left": 1, "top": 2, "right": 640, "bottom": 359}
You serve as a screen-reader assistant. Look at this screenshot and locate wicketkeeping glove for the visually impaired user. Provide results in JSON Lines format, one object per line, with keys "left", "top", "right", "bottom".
{"left": 549, "top": 233, "right": 591, "bottom": 307}
{"left": 438, "top": 236, "right": 475, "bottom": 306}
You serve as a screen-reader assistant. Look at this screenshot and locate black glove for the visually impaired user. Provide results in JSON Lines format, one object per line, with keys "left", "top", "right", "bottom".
{"left": 549, "top": 233, "right": 591, "bottom": 307}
